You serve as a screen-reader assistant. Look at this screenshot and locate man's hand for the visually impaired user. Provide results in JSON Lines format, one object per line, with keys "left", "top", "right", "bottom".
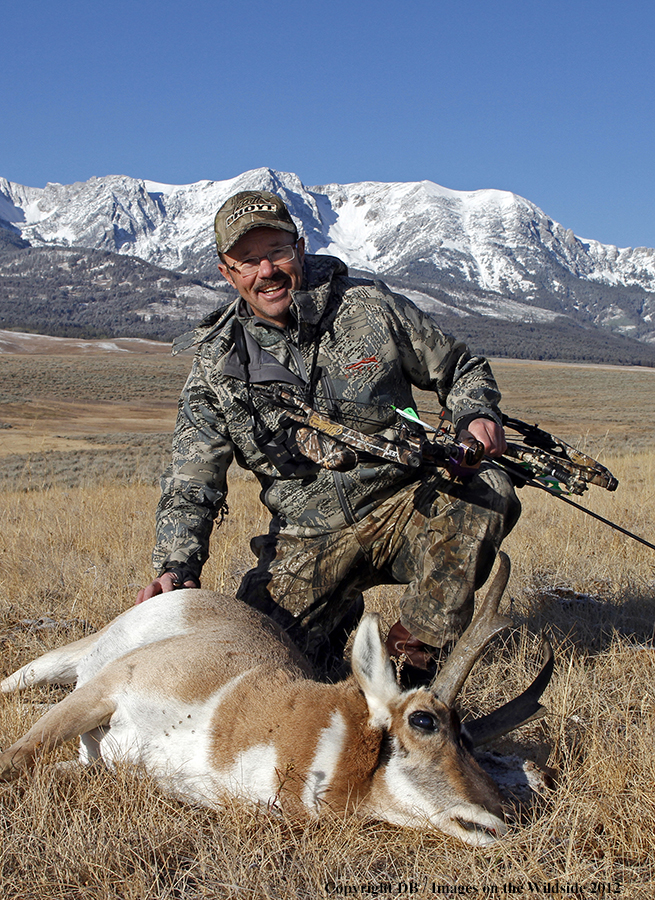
{"left": 465, "top": 417, "right": 507, "bottom": 458}
{"left": 136, "top": 573, "right": 198, "bottom": 605}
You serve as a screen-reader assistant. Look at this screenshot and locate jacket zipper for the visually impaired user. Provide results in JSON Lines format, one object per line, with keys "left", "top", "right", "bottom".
{"left": 285, "top": 323, "right": 357, "bottom": 527}
{"left": 319, "top": 368, "right": 357, "bottom": 526}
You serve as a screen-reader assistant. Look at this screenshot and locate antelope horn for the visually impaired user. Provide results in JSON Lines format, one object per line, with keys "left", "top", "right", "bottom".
{"left": 464, "top": 635, "right": 554, "bottom": 747}
{"left": 430, "top": 551, "right": 513, "bottom": 707}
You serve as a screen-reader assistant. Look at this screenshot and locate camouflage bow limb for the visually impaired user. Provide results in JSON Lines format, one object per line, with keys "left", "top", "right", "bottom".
{"left": 492, "top": 417, "right": 655, "bottom": 552}
{"left": 500, "top": 415, "right": 618, "bottom": 496}
{"left": 272, "top": 388, "right": 423, "bottom": 468}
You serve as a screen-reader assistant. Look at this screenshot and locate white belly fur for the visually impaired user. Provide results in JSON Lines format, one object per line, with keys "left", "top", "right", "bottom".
{"left": 86, "top": 671, "right": 284, "bottom": 807}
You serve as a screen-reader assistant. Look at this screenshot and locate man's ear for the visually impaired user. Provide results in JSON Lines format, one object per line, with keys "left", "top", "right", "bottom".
{"left": 296, "top": 236, "right": 306, "bottom": 264}
{"left": 218, "top": 261, "right": 237, "bottom": 288}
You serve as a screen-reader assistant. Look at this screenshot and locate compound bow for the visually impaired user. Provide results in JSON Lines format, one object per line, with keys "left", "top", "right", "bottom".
{"left": 265, "top": 386, "right": 655, "bottom": 553}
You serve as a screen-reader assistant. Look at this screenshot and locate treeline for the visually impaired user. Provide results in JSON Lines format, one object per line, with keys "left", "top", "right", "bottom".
{"left": 0, "top": 245, "right": 229, "bottom": 342}
{"left": 382, "top": 274, "right": 655, "bottom": 367}
{"left": 1, "top": 240, "right": 654, "bottom": 365}
{"left": 435, "top": 315, "right": 655, "bottom": 367}
{"left": 391, "top": 252, "right": 655, "bottom": 345}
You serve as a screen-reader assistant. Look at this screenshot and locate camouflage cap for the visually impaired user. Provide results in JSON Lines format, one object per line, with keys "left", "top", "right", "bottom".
{"left": 214, "top": 190, "right": 298, "bottom": 254}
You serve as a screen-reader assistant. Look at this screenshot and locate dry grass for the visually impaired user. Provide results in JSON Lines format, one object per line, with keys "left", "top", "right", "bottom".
{"left": 1, "top": 467, "right": 654, "bottom": 898}
{"left": 1, "top": 354, "right": 655, "bottom": 897}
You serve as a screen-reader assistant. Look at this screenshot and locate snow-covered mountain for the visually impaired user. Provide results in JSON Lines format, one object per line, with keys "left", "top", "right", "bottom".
{"left": 2, "top": 168, "right": 655, "bottom": 346}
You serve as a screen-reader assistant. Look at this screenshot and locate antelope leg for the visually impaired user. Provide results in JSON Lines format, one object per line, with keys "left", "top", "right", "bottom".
{"left": 0, "top": 681, "right": 116, "bottom": 779}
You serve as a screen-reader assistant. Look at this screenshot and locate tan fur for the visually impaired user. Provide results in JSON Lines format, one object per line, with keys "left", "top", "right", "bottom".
{"left": 209, "top": 675, "right": 381, "bottom": 812}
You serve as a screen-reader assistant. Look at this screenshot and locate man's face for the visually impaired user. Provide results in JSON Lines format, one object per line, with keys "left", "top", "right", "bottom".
{"left": 218, "top": 226, "right": 305, "bottom": 327}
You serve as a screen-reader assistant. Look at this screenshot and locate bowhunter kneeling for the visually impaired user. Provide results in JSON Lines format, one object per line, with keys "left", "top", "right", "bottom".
{"left": 137, "top": 190, "right": 521, "bottom": 682}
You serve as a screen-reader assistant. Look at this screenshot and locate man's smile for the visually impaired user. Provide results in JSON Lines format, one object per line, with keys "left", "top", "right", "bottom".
{"left": 255, "top": 277, "right": 291, "bottom": 299}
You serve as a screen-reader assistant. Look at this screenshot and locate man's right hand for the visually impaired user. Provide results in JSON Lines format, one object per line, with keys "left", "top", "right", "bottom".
{"left": 136, "top": 573, "right": 198, "bottom": 605}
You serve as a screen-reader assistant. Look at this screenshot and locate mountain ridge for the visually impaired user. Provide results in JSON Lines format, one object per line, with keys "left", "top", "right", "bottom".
{"left": 1, "top": 168, "right": 655, "bottom": 363}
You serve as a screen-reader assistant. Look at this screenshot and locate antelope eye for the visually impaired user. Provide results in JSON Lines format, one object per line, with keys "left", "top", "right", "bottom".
{"left": 408, "top": 711, "right": 439, "bottom": 732}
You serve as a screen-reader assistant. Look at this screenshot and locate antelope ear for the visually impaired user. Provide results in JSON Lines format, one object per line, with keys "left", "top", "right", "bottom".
{"left": 351, "top": 613, "right": 401, "bottom": 728}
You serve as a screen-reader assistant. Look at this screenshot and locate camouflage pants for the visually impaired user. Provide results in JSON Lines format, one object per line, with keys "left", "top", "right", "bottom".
{"left": 236, "top": 464, "right": 520, "bottom": 658}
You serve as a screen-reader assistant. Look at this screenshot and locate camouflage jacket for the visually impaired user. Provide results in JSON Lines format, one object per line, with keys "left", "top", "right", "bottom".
{"left": 152, "top": 255, "right": 504, "bottom": 577}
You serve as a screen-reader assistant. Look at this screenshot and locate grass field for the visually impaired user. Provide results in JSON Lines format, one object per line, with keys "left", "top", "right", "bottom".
{"left": 1, "top": 349, "right": 654, "bottom": 898}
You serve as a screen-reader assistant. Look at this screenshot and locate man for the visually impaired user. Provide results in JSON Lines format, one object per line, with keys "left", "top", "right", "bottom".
{"left": 137, "top": 190, "right": 520, "bottom": 683}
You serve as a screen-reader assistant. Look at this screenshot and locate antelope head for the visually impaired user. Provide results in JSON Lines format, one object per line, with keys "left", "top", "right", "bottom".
{"left": 351, "top": 552, "right": 553, "bottom": 845}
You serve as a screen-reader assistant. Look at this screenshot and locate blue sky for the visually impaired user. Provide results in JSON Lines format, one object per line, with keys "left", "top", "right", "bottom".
{"left": 2, "top": 0, "right": 654, "bottom": 249}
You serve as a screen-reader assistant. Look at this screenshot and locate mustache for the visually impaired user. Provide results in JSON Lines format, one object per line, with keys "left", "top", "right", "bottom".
{"left": 254, "top": 273, "right": 289, "bottom": 292}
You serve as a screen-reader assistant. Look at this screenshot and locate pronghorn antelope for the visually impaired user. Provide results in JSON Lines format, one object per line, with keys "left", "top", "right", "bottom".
{"left": 0, "top": 553, "right": 552, "bottom": 846}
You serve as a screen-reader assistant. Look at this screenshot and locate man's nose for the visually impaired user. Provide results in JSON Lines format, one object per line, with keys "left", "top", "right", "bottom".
{"left": 258, "top": 256, "right": 277, "bottom": 277}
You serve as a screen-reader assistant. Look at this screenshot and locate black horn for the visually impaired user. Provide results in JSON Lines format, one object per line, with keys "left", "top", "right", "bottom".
{"left": 463, "top": 635, "right": 554, "bottom": 747}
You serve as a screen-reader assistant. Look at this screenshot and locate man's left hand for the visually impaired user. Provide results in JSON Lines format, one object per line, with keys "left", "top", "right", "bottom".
{"left": 463, "top": 418, "right": 507, "bottom": 458}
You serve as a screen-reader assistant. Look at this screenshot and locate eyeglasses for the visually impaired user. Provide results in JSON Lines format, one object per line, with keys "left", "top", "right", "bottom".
{"left": 226, "top": 244, "right": 297, "bottom": 277}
